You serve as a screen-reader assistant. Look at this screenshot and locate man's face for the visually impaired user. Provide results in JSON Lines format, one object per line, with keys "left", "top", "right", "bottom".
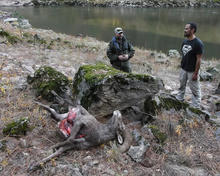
{"left": 116, "top": 32, "right": 123, "bottom": 39}
{"left": 184, "top": 24, "right": 193, "bottom": 37}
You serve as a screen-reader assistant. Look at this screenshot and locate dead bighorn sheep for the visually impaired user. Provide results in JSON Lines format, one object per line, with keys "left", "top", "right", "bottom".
{"left": 28, "top": 101, "right": 131, "bottom": 172}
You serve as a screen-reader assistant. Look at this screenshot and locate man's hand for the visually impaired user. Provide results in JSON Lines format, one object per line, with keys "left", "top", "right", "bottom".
{"left": 192, "top": 72, "right": 198, "bottom": 81}
{"left": 124, "top": 54, "right": 129, "bottom": 60}
{"left": 118, "top": 55, "right": 124, "bottom": 60}
{"left": 118, "top": 54, "right": 128, "bottom": 61}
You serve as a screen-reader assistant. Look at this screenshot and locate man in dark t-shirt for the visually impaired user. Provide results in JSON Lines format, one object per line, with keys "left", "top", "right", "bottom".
{"left": 176, "top": 23, "right": 204, "bottom": 109}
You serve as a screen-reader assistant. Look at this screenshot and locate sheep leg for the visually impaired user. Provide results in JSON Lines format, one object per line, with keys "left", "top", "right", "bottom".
{"left": 34, "top": 100, "right": 68, "bottom": 121}
{"left": 51, "top": 138, "right": 85, "bottom": 150}
{"left": 28, "top": 137, "right": 86, "bottom": 172}
{"left": 28, "top": 145, "right": 71, "bottom": 172}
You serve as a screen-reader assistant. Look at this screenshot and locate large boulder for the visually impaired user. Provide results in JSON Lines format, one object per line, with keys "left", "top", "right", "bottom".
{"left": 72, "top": 63, "right": 163, "bottom": 118}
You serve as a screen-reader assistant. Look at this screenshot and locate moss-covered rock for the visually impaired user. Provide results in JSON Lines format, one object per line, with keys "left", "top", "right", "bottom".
{"left": 148, "top": 125, "right": 167, "bottom": 144}
{"left": 144, "top": 93, "right": 210, "bottom": 121}
{"left": 158, "top": 94, "right": 189, "bottom": 110}
{"left": 28, "top": 66, "right": 70, "bottom": 101}
{"left": 3, "top": 117, "right": 30, "bottom": 136}
{"left": 73, "top": 62, "right": 121, "bottom": 89}
{"left": 73, "top": 63, "right": 163, "bottom": 118}
{"left": 144, "top": 93, "right": 189, "bottom": 115}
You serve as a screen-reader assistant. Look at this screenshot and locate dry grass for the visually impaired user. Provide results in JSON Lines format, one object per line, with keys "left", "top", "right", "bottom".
{"left": 155, "top": 111, "right": 220, "bottom": 174}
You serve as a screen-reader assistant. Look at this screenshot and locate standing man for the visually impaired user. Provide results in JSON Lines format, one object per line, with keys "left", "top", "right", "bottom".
{"left": 176, "top": 23, "right": 204, "bottom": 109}
{"left": 107, "top": 27, "right": 135, "bottom": 73}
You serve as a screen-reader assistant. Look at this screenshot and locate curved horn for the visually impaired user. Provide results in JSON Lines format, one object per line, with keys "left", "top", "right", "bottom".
{"left": 112, "top": 110, "right": 132, "bottom": 153}
{"left": 117, "top": 128, "right": 132, "bottom": 153}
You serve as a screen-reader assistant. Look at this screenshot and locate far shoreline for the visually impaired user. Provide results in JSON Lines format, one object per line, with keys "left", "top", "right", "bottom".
{"left": 0, "top": 0, "right": 220, "bottom": 8}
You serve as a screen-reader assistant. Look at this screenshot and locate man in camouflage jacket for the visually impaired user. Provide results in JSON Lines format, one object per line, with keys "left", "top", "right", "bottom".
{"left": 107, "top": 27, "right": 135, "bottom": 73}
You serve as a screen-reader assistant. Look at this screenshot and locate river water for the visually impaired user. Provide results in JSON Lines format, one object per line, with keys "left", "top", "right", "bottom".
{"left": 1, "top": 6, "right": 220, "bottom": 59}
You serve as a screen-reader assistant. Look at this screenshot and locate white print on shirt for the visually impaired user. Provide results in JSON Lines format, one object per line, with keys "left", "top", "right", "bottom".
{"left": 182, "top": 45, "right": 192, "bottom": 56}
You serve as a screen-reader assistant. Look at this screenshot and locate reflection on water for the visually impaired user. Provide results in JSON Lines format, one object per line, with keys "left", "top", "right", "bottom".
{"left": 1, "top": 6, "right": 220, "bottom": 59}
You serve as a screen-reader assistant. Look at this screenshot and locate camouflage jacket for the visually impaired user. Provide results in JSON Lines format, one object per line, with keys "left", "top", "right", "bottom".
{"left": 106, "top": 36, "right": 135, "bottom": 64}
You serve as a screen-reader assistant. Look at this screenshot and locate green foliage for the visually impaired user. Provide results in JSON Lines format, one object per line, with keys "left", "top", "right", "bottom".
{"left": 127, "top": 73, "right": 153, "bottom": 82}
{"left": 0, "top": 28, "right": 21, "bottom": 44}
{"left": 158, "top": 96, "right": 189, "bottom": 111}
{"left": 3, "top": 117, "right": 30, "bottom": 136}
{"left": 0, "top": 140, "right": 7, "bottom": 152}
{"left": 148, "top": 125, "right": 167, "bottom": 144}
{"left": 80, "top": 63, "right": 121, "bottom": 82}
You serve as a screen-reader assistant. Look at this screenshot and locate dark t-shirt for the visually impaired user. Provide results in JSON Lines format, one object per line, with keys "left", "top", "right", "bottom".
{"left": 181, "top": 37, "right": 204, "bottom": 72}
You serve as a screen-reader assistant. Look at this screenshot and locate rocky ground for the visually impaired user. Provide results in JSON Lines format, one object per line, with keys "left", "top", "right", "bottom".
{"left": 0, "top": 11, "right": 220, "bottom": 176}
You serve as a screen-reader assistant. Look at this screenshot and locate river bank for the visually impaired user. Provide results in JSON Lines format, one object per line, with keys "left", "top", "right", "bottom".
{"left": 0, "top": 10, "right": 220, "bottom": 175}
{"left": 0, "top": 0, "right": 220, "bottom": 8}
